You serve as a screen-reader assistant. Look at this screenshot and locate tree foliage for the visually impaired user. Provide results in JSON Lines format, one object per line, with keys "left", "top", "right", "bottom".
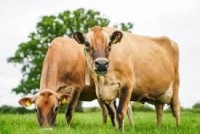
{"left": 192, "top": 102, "right": 200, "bottom": 110}
{"left": 8, "top": 8, "right": 133, "bottom": 95}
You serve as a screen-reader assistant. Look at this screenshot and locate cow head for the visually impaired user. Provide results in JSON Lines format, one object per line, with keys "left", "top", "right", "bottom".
{"left": 18, "top": 90, "right": 71, "bottom": 127}
{"left": 73, "top": 26, "right": 123, "bottom": 75}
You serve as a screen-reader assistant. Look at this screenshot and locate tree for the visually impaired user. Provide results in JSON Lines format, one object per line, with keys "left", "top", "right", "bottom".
{"left": 8, "top": 8, "right": 133, "bottom": 95}
{"left": 192, "top": 102, "right": 200, "bottom": 112}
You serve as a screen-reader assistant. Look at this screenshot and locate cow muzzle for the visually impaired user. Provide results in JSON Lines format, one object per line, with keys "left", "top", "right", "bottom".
{"left": 94, "top": 58, "right": 109, "bottom": 75}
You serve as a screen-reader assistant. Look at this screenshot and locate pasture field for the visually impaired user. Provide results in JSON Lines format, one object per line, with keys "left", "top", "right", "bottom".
{"left": 0, "top": 111, "right": 199, "bottom": 134}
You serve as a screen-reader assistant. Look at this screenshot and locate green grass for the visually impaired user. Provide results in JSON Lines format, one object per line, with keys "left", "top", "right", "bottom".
{"left": 0, "top": 111, "right": 199, "bottom": 134}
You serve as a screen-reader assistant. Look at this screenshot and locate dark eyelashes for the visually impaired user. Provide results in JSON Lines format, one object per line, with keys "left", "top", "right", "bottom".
{"left": 84, "top": 42, "right": 90, "bottom": 47}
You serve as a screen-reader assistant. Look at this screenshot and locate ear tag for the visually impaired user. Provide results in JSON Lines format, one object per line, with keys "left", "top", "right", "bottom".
{"left": 61, "top": 98, "right": 67, "bottom": 104}
{"left": 25, "top": 100, "right": 32, "bottom": 106}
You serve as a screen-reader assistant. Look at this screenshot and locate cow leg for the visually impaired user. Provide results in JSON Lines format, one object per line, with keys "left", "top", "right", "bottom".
{"left": 127, "top": 102, "right": 134, "bottom": 126}
{"left": 97, "top": 99, "right": 108, "bottom": 124}
{"left": 170, "top": 99, "right": 180, "bottom": 126}
{"left": 171, "top": 93, "right": 180, "bottom": 126}
{"left": 104, "top": 102, "right": 118, "bottom": 128}
{"left": 171, "top": 70, "right": 180, "bottom": 126}
{"left": 113, "top": 100, "right": 134, "bottom": 126}
{"left": 155, "top": 104, "right": 164, "bottom": 126}
{"left": 65, "top": 90, "right": 81, "bottom": 124}
{"left": 117, "top": 86, "right": 132, "bottom": 132}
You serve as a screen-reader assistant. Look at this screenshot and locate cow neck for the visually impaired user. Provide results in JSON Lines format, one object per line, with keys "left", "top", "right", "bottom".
{"left": 84, "top": 53, "right": 119, "bottom": 102}
{"left": 95, "top": 75, "right": 105, "bottom": 99}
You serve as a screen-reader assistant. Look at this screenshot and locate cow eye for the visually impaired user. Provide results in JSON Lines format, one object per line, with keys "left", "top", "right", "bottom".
{"left": 35, "top": 108, "right": 39, "bottom": 113}
{"left": 108, "top": 41, "right": 112, "bottom": 47}
{"left": 54, "top": 106, "right": 59, "bottom": 113}
{"left": 85, "top": 42, "right": 90, "bottom": 47}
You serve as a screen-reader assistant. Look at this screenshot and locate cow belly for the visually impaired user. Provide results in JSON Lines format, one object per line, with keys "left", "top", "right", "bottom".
{"left": 156, "top": 83, "right": 173, "bottom": 104}
{"left": 132, "top": 83, "right": 173, "bottom": 104}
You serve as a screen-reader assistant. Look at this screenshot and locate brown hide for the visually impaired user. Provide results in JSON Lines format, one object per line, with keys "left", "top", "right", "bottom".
{"left": 97, "top": 27, "right": 179, "bottom": 105}
{"left": 40, "top": 37, "right": 85, "bottom": 93}
{"left": 80, "top": 26, "right": 180, "bottom": 131}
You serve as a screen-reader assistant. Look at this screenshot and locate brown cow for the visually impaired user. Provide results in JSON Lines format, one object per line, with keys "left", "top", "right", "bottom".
{"left": 18, "top": 37, "right": 102, "bottom": 127}
{"left": 73, "top": 26, "right": 180, "bottom": 131}
{"left": 18, "top": 37, "right": 132, "bottom": 127}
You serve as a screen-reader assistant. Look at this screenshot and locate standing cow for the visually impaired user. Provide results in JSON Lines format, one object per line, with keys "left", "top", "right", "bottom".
{"left": 73, "top": 26, "right": 180, "bottom": 131}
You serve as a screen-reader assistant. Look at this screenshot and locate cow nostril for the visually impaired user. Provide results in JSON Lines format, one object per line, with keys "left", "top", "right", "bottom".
{"left": 105, "top": 62, "right": 109, "bottom": 68}
{"left": 105, "top": 61, "right": 109, "bottom": 65}
{"left": 94, "top": 61, "right": 100, "bottom": 66}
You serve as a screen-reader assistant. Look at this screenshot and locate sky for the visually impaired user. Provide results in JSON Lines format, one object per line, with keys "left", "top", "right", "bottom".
{"left": 0, "top": 0, "right": 200, "bottom": 108}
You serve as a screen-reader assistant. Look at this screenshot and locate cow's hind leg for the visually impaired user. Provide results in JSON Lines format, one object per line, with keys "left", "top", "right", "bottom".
{"left": 171, "top": 92, "right": 180, "bottom": 126}
{"left": 65, "top": 89, "right": 81, "bottom": 124}
{"left": 171, "top": 68, "right": 180, "bottom": 126}
{"left": 155, "top": 104, "right": 164, "bottom": 126}
{"left": 171, "top": 96, "right": 180, "bottom": 126}
{"left": 170, "top": 41, "right": 180, "bottom": 126}
{"left": 97, "top": 99, "right": 108, "bottom": 124}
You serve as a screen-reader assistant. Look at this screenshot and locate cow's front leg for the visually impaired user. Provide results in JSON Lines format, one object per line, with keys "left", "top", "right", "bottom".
{"left": 117, "top": 86, "right": 132, "bottom": 132}
{"left": 65, "top": 89, "right": 81, "bottom": 124}
{"left": 97, "top": 99, "right": 108, "bottom": 124}
{"left": 104, "top": 101, "right": 118, "bottom": 128}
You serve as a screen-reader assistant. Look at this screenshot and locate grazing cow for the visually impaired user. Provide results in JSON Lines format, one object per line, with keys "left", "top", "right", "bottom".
{"left": 73, "top": 26, "right": 180, "bottom": 131}
{"left": 18, "top": 37, "right": 133, "bottom": 127}
{"left": 18, "top": 37, "right": 100, "bottom": 127}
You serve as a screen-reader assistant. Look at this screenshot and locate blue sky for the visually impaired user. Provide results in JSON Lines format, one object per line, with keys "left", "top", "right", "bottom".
{"left": 0, "top": 0, "right": 199, "bottom": 108}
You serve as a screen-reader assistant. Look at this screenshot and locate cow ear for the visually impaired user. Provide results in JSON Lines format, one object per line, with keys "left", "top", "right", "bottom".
{"left": 73, "top": 32, "right": 85, "bottom": 44}
{"left": 58, "top": 94, "right": 71, "bottom": 105}
{"left": 19, "top": 97, "right": 35, "bottom": 107}
{"left": 110, "top": 31, "right": 123, "bottom": 44}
